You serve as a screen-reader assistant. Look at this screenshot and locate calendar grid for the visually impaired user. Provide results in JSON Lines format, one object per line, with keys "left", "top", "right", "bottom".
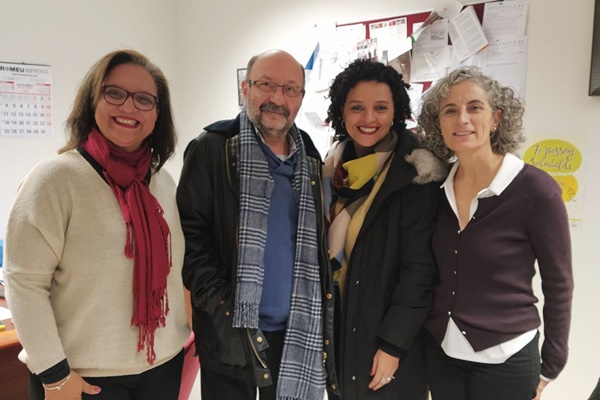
{"left": 0, "top": 62, "right": 52, "bottom": 138}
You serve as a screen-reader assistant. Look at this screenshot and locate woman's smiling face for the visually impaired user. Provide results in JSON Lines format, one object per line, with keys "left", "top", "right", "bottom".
{"left": 94, "top": 63, "right": 158, "bottom": 152}
{"left": 343, "top": 80, "right": 395, "bottom": 157}
{"left": 438, "top": 80, "right": 501, "bottom": 157}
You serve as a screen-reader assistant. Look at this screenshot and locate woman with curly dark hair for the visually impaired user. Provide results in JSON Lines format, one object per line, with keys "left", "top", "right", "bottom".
{"left": 323, "top": 58, "right": 447, "bottom": 400}
{"left": 418, "top": 67, "right": 573, "bottom": 400}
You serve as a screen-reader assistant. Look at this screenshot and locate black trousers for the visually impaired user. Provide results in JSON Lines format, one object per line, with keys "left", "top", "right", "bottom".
{"left": 200, "top": 329, "right": 285, "bottom": 400}
{"left": 29, "top": 349, "right": 184, "bottom": 400}
{"left": 425, "top": 332, "right": 540, "bottom": 400}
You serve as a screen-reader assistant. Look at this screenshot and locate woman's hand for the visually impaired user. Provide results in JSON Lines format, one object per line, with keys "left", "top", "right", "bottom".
{"left": 44, "top": 370, "right": 101, "bottom": 399}
{"left": 368, "top": 349, "right": 399, "bottom": 391}
{"left": 533, "top": 377, "right": 549, "bottom": 400}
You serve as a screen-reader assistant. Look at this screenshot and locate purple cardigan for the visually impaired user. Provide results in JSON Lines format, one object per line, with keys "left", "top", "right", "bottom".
{"left": 425, "top": 164, "right": 573, "bottom": 380}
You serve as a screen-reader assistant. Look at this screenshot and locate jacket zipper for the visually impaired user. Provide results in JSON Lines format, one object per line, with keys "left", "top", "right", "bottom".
{"left": 246, "top": 328, "right": 268, "bottom": 369}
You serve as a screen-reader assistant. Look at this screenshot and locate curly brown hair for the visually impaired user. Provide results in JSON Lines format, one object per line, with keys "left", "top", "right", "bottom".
{"left": 418, "top": 66, "right": 525, "bottom": 161}
{"left": 327, "top": 59, "right": 411, "bottom": 141}
{"left": 61, "top": 49, "right": 176, "bottom": 172}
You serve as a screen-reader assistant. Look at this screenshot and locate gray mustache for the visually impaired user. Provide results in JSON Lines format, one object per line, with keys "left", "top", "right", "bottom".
{"left": 260, "top": 103, "right": 290, "bottom": 117}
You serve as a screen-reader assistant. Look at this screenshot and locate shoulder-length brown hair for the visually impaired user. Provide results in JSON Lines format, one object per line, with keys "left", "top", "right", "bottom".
{"left": 61, "top": 49, "right": 176, "bottom": 172}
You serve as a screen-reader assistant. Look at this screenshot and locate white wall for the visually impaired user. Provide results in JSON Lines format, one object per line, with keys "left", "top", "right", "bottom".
{"left": 1, "top": 0, "right": 599, "bottom": 398}
{"left": 0, "top": 0, "right": 179, "bottom": 235}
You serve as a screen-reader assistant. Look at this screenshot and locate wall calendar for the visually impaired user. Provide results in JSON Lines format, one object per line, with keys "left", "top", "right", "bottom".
{"left": 0, "top": 62, "right": 52, "bottom": 138}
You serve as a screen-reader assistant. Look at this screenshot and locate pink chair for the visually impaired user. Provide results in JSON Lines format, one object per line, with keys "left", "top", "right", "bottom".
{"left": 179, "top": 332, "right": 200, "bottom": 400}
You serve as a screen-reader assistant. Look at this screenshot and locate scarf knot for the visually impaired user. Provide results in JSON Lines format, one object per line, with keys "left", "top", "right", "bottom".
{"left": 323, "top": 133, "right": 397, "bottom": 296}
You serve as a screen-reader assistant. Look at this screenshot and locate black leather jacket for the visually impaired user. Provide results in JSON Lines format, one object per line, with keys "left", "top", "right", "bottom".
{"left": 177, "top": 115, "right": 339, "bottom": 394}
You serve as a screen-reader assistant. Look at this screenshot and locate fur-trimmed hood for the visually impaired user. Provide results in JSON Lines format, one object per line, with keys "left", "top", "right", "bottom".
{"left": 406, "top": 148, "right": 449, "bottom": 185}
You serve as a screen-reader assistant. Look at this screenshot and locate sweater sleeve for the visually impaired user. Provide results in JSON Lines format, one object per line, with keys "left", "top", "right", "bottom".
{"left": 528, "top": 174, "right": 574, "bottom": 379}
{"left": 4, "top": 160, "right": 71, "bottom": 374}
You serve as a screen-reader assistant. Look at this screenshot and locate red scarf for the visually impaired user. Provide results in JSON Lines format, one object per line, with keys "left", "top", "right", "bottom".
{"left": 82, "top": 128, "right": 171, "bottom": 364}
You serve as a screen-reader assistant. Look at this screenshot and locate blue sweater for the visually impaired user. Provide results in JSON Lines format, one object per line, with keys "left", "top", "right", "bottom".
{"left": 257, "top": 141, "right": 298, "bottom": 331}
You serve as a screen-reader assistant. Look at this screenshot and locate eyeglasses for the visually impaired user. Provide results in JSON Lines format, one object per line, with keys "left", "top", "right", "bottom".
{"left": 247, "top": 80, "right": 305, "bottom": 98}
{"left": 100, "top": 86, "right": 158, "bottom": 111}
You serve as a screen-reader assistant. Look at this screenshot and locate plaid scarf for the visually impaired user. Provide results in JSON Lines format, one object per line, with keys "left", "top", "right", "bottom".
{"left": 233, "top": 108, "right": 325, "bottom": 400}
{"left": 323, "top": 133, "right": 397, "bottom": 296}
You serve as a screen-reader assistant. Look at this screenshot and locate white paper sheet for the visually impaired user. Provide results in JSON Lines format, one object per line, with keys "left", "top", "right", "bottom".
{"left": 482, "top": 0, "right": 529, "bottom": 39}
{"left": 411, "top": 19, "right": 452, "bottom": 82}
{"left": 370, "top": 17, "right": 408, "bottom": 59}
{"left": 480, "top": 36, "right": 528, "bottom": 98}
{"left": 0, "top": 306, "right": 11, "bottom": 321}
{"left": 435, "top": 0, "right": 464, "bottom": 20}
{"left": 448, "top": 6, "right": 489, "bottom": 62}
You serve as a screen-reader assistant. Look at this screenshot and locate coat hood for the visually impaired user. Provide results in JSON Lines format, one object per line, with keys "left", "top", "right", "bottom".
{"left": 405, "top": 149, "right": 449, "bottom": 185}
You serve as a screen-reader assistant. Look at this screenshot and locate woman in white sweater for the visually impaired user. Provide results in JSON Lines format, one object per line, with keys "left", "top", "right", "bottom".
{"left": 4, "top": 49, "right": 190, "bottom": 400}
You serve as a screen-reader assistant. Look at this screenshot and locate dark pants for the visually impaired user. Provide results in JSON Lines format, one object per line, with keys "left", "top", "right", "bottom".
{"left": 425, "top": 332, "right": 540, "bottom": 400}
{"left": 201, "top": 329, "right": 285, "bottom": 400}
{"left": 29, "top": 349, "right": 184, "bottom": 400}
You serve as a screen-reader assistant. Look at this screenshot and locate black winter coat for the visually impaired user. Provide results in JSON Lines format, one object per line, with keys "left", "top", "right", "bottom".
{"left": 176, "top": 116, "right": 339, "bottom": 394}
{"left": 333, "top": 131, "right": 446, "bottom": 400}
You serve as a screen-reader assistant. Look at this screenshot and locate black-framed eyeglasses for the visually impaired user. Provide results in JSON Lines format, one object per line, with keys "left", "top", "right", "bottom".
{"left": 247, "top": 80, "right": 305, "bottom": 98}
{"left": 100, "top": 86, "right": 158, "bottom": 111}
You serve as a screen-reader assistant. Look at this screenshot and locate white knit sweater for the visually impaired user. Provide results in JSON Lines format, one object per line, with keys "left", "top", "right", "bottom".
{"left": 4, "top": 150, "right": 189, "bottom": 377}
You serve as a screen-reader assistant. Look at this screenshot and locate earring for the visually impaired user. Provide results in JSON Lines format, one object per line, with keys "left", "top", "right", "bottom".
{"left": 390, "top": 120, "right": 394, "bottom": 127}
{"left": 341, "top": 120, "right": 346, "bottom": 129}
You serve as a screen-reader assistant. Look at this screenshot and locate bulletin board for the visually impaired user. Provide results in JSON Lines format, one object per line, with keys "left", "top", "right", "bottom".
{"left": 337, "top": 3, "right": 482, "bottom": 89}
{"left": 338, "top": 5, "right": 485, "bottom": 38}
{"left": 300, "top": 0, "right": 529, "bottom": 156}
{"left": 330, "top": 1, "right": 528, "bottom": 98}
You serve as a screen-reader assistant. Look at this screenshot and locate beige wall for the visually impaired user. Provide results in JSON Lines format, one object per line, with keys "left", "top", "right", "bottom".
{"left": 1, "top": 0, "right": 598, "bottom": 398}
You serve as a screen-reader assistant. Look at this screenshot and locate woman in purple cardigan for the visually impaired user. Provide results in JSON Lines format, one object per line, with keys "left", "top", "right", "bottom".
{"left": 418, "top": 66, "right": 573, "bottom": 400}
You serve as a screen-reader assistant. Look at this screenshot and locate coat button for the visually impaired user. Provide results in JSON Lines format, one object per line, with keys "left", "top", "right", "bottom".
{"left": 264, "top": 373, "right": 269, "bottom": 379}
{"left": 257, "top": 336, "right": 263, "bottom": 343}
{"left": 325, "top": 339, "right": 330, "bottom": 345}
{"left": 454, "top": 250, "right": 458, "bottom": 254}
{"left": 311, "top": 180, "right": 316, "bottom": 186}
{"left": 448, "top": 311, "right": 451, "bottom": 316}
{"left": 225, "top": 311, "right": 230, "bottom": 316}
{"left": 331, "top": 384, "right": 337, "bottom": 390}
{"left": 326, "top": 293, "right": 332, "bottom": 300}
{"left": 352, "top": 376, "right": 356, "bottom": 381}
{"left": 462, "top": 331, "right": 467, "bottom": 335}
